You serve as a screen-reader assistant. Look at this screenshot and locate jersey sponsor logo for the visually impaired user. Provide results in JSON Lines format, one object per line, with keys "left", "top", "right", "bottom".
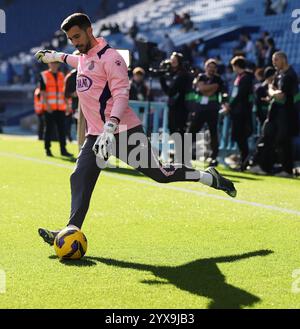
{"left": 77, "top": 75, "right": 93, "bottom": 92}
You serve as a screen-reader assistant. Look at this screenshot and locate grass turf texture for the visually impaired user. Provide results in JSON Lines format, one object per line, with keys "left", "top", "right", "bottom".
{"left": 0, "top": 135, "right": 300, "bottom": 309}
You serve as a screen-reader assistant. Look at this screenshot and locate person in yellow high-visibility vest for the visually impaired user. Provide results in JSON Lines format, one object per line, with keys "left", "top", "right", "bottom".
{"left": 40, "top": 62, "right": 72, "bottom": 157}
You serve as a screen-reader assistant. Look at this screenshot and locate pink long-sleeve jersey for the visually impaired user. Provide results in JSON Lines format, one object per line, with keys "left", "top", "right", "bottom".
{"left": 63, "top": 37, "right": 141, "bottom": 135}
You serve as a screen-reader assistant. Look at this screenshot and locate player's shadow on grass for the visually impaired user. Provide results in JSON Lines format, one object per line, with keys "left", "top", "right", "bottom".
{"left": 49, "top": 255, "right": 97, "bottom": 267}
{"left": 104, "top": 167, "right": 241, "bottom": 184}
{"left": 59, "top": 156, "right": 77, "bottom": 163}
{"left": 45, "top": 154, "right": 77, "bottom": 163}
{"left": 89, "top": 249, "right": 273, "bottom": 309}
{"left": 105, "top": 166, "right": 262, "bottom": 183}
{"left": 221, "top": 172, "right": 262, "bottom": 182}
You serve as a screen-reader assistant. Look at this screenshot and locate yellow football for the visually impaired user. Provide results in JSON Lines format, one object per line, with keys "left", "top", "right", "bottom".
{"left": 54, "top": 227, "right": 87, "bottom": 260}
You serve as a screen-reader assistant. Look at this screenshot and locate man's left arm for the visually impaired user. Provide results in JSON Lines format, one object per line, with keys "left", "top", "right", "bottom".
{"left": 268, "top": 85, "right": 286, "bottom": 101}
{"left": 277, "top": 73, "right": 297, "bottom": 101}
{"left": 269, "top": 73, "right": 294, "bottom": 101}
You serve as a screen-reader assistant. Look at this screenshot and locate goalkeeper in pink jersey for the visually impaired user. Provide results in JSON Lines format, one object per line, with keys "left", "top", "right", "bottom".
{"left": 35, "top": 13, "right": 236, "bottom": 245}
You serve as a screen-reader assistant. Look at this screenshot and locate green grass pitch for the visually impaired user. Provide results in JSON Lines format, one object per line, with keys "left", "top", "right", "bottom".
{"left": 0, "top": 135, "right": 300, "bottom": 309}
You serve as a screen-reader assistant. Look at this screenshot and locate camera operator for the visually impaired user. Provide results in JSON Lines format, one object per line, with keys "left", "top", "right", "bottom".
{"left": 186, "top": 59, "right": 224, "bottom": 166}
{"left": 159, "top": 52, "right": 192, "bottom": 161}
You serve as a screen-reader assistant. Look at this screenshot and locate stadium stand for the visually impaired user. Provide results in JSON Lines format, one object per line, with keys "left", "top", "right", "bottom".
{"left": 0, "top": 0, "right": 141, "bottom": 57}
{"left": 1, "top": 0, "right": 299, "bottom": 82}
{"left": 94, "top": 0, "right": 300, "bottom": 70}
{"left": 1, "top": 0, "right": 300, "bottom": 84}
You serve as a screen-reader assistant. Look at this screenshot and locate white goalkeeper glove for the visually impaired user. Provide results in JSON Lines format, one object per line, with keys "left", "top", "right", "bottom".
{"left": 92, "top": 120, "right": 119, "bottom": 161}
{"left": 35, "top": 50, "right": 66, "bottom": 64}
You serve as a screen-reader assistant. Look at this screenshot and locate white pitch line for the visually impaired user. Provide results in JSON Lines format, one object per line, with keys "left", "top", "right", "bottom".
{"left": 1, "top": 151, "right": 300, "bottom": 217}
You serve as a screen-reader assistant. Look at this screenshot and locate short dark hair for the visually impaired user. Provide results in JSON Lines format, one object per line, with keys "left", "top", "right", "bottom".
{"left": 61, "top": 13, "right": 92, "bottom": 32}
{"left": 230, "top": 56, "right": 246, "bottom": 69}
{"left": 171, "top": 52, "right": 184, "bottom": 65}
{"left": 264, "top": 66, "right": 276, "bottom": 79}
{"left": 266, "top": 37, "right": 275, "bottom": 47}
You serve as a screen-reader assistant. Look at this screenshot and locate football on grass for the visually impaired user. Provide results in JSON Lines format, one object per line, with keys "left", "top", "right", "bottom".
{"left": 54, "top": 227, "right": 87, "bottom": 260}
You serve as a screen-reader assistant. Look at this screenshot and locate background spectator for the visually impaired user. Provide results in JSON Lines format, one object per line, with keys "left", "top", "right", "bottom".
{"left": 129, "top": 67, "right": 151, "bottom": 101}
{"left": 265, "top": 37, "right": 277, "bottom": 66}
{"left": 265, "top": 0, "right": 276, "bottom": 15}
{"left": 172, "top": 11, "right": 183, "bottom": 25}
{"left": 255, "top": 39, "right": 266, "bottom": 68}
{"left": 182, "top": 13, "right": 194, "bottom": 32}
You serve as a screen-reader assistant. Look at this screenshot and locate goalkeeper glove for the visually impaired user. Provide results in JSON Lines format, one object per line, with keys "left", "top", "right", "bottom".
{"left": 35, "top": 50, "right": 66, "bottom": 64}
{"left": 92, "top": 119, "right": 119, "bottom": 161}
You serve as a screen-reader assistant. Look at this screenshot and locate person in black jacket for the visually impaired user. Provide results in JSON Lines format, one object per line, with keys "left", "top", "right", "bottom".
{"left": 160, "top": 52, "right": 191, "bottom": 134}
{"left": 224, "top": 56, "right": 254, "bottom": 168}
{"left": 129, "top": 67, "right": 150, "bottom": 101}
{"left": 265, "top": 37, "right": 277, "bottom": 67}
{"left": 248, "top": 53, "right": 298, "bottom": 177}
{"left": 254, "top": 67, "right": 272, "bottom": 126}
{"left": 247, "top": 67, "right": 276, "bottom": 175}
{"left": 268, "top": 51, "right": 298, "bottom": 176}
{"left": 186, "top": 59, "right": 224, "bottom": 166}
{"left": 160, "top": 52, "right": 192, "bottom": 162}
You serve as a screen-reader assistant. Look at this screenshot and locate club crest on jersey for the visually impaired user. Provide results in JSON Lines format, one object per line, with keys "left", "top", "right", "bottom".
{"left": 77, "top": 75, "right": 93, "bottom": 92}
{"left": 115, "top": 59, "right": 121, "bottom": 66}
{"left": 88, "top": 61, "right": 95, "bottom": 70}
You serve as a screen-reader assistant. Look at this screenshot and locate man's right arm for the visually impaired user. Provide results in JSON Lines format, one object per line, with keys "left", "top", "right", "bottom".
{"left": 35, "top": 50, "right": 79, "bottom": 69}
{"left": 63, "top": 54, "right": 79, "bottom": 69}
